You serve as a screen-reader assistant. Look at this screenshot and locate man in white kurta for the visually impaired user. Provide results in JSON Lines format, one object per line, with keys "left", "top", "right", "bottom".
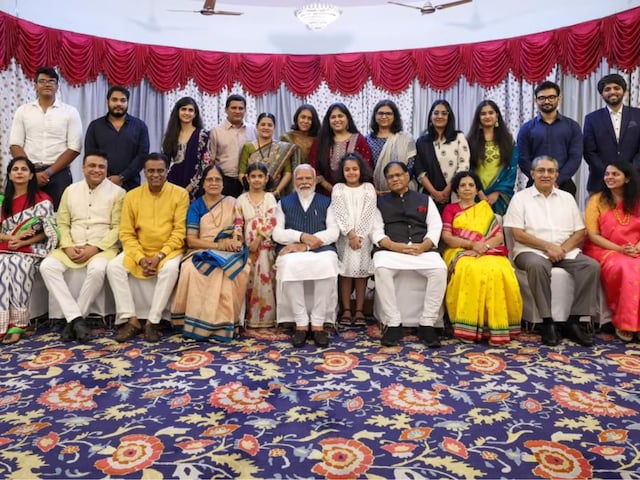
{"left": 272, "top": 164, "right": 339, "bottom": 348}
{"left": 371, "top": 162, "right": 447, "bottom": 347}
{"left": 40, "top": 151, "right": 125, "bottom": 342}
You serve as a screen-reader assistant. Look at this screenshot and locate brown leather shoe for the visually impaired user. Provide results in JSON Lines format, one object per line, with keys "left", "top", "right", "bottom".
{"left": 115, "top": 322, "right": 142, "bottom": 343}
{"left": 144, "top": 322, "right": 161, "bottom": 343}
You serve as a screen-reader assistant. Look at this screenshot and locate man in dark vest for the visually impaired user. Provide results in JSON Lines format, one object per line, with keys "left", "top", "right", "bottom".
{"left": 371, "top": 161, "right": 447, "bottom": 348}
{"left": 273, "top": 164, "right": 339, "bottom": 348}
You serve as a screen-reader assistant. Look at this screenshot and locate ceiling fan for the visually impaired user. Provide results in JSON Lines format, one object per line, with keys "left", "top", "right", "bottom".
{"left": 387, "top": 0, "right": 472, "bottom": 14}
{"left": 168, "top": 0, "right": 243, "bottom": 16}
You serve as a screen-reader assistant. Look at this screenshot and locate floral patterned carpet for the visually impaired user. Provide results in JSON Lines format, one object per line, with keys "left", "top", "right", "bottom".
{"left": 0, "top": 321, "right": 639, "bottom": 479}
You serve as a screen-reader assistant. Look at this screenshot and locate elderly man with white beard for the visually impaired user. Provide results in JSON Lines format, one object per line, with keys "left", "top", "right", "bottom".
{"left": 272, "top": 164, "right": 339, "bottom": 348}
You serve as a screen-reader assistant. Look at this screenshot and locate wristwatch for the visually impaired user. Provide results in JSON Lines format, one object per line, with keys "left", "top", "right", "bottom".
{"left": 157, "top": 252, "right": 166, "bottom": 260}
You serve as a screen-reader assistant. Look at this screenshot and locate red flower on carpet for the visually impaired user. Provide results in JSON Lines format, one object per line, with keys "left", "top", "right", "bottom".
{"left": 35, "top": 431, "right": 59, "bottom": 452}
{"left": 0, "top": 437, "right": 12, "bottom": 446}
{"left": 550, "top": 385, "right": 637, "bottom": 417}
{"left": 365, "top": 354, "right": 390, "bottom": 362}
{"left": 588, "top": 445, "right": 625, "bottom": 460}
{"left": 548, "top": 352, "right": 570, "bottom": 363}
{"left": 266, "top": 350, "right": 281, "bottom": 361}
{"left": 5, "top": 422, "right": 51, "bottom": 436}
{"left": 484, "top": 392, "right": 510, "bottom": 402}
{"left": 311, "top": 391, "right": 341, "bottom": 401}
{"left": 170, "top": 393, "right": 191, "bottom": 409}
{"left": 598, "top": 429, "right": 628, "bottom": 443}
{"left": 0, "top": 393, "right": 20, "bottom": 407}
{"left": 168, "top": 350, "right": 214, "bottom": 371}
{"left": 176, "top": 439, "right": 215, "bottom": 454}
{"left": 399, "top": 427, "right": 432, "bottom": 441}
{"left": 525, "top": 440, "right": 592, "bottom": 479}
{"left": 381, "top": 442, "right": 417, "bottom": 458}
{"left": 441, "top": 437, "right": 469, "bottom": 459}
{"left": 465, "top": 352, "right": 506, "bottom": 374}
{"left": 311, "top": 437, "right": 374, "bottom": 479}
{"left": 315, "top": 352, "right": 359, "bottom": 374}
{"left": 223, "top": 352, "right": 248, "bottom": 361}
{"left": 380, "top": 384, "right": 454, "bottom": 415}
{"left": 38, "top": 381, "right": 102, "bottom": 411}
{"left": 408, "top": 351, "right": 426, "bottom": 362}
{"left": 94, "top": 434, "right": 164, "bottom": 476}
{"left": 237, "top": 434, "right": 260, "bottom": 456}
{"left": 521, "top": 398, "right": 542, "bottom": 413}
{"left": 19, "top": 348, "right": 73, "bottom": 370}
{"left": 605, "top": 354, "right": 640, "bottom": 375}
{"left": 346, "top": 396, "right": 364, "bottom": 412}
{"left": 202, "top": 424, "right": 240, "bottom": 437}
{"left": 142, "top": 388, "right": 175, "bottom": 399}
{"left": 125, "top": 348, "right": 142, "bottom": 359}
{"left": 208, "top": 382, "right": 275, "bottom": 414}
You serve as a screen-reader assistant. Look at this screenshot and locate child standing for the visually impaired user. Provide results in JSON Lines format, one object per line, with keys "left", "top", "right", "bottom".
{"left": 331, "top": 153, "right": 377, "bottom": 326}
{"left": 234, "top": 163, "right": 278, "bottom": 328}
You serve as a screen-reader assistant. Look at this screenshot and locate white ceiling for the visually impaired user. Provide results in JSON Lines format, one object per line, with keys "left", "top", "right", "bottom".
{"left": 0, "top": 0, "right": 638, "bottom": 54}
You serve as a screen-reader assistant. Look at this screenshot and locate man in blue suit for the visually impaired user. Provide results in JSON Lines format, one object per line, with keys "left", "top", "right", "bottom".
{"left": 583, "top": 73, "right": 640, "bottom": 193}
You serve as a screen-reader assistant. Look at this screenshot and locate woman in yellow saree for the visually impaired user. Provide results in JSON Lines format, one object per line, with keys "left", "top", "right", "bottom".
{"left": 441, "top": 170, "right": 522, "bottom": 344}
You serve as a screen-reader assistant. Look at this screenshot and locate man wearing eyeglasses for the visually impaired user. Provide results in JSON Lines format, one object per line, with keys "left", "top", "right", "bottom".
{"left": 9, "top": 66, "right": 83, "bottom": 209}
{"left": 504, "top": 155, "right": 599, "bottom": 347}
{"left": 517, "top": 81, "right": 583, "bottom": 196}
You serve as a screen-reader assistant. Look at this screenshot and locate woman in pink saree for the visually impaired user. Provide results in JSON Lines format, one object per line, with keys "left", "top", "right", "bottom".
{"left": 584, "top": 161, "right": 640, "bottom": 342}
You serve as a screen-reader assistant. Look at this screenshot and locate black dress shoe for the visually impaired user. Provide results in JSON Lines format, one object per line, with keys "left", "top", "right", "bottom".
{"left": 381, "top": 326, "right": 402, "bottom": 346}
{"left": 312, "top": 330, "right": 329, "bottom": 348}
{"left": 566, "top": 322, "right": 594, "bottom": 347}
{"left": 72, "top": 317, "right": 91, "bottom": 343}
{"left": 144, "top": 322, "right": 161, "bottom": 343}
{"left": 292, "top": 329, "right": 308, "bottom": 348}
{"left": 61, "top": 321, "right": 76, "bottom": 342}
{"left": 418, "top": 326, "right": 441, "bottom": 348}
{"left": 541, "top": 322, "right": 560, "bottom": 346}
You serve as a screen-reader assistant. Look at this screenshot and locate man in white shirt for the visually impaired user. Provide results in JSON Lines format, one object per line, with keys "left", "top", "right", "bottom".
{"left": 371, "top": 161, "right": 447, "bottom": 348}
{"left": 504, "top": 155, "right": 599, "bottom": 346}
{"left": 272, "top": 164, "right": 339, "bottom": 348}
{"left": 40, "top": 151, "right": 125, "bottom": 342}
{"left": 9, "top": 66, "right": 83, "bottom": 209}
{"left": 209, "top": 94, "right": 256, "bottom": 197}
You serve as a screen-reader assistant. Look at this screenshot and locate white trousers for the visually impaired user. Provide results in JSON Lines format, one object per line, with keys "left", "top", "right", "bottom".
{"left": 374, "top": 267, "right": 447, "bottom": 327}
{"left": 282, "top": 278, "right": 336, "bottom": 328}
{"left": 106, "top": 253, "right": 182, "bottom": 324}
{"left": 40, "top": 256, "right": 109, "bottom": 322}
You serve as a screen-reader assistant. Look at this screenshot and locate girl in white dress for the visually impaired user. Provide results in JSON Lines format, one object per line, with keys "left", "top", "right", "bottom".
{"left": 331, "top": 153, "right": 377, "bottom": 326}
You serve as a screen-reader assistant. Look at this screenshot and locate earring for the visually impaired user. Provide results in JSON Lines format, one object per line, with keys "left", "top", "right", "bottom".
{"left": 495, "top": 121, "right": 499, "bottom": 127}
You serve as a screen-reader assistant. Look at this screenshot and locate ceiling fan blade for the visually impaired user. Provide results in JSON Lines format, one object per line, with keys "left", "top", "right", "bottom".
{"left": 387, "top": 1, "right": 424, "bottom": 10}
{"left": 212, "top": 10, "right": 243, "bottom": 15}
{"left": 434, "top": 0, "right": 472, "bottom": 10}
{"left": 167, "top": 9, "right": 200, "bottom": 12}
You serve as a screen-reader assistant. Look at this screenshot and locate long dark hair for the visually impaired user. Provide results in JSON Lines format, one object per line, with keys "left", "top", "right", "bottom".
{"left": 3, "top": 157, "right": 39, "bottom": 218}
{"left": 335, "top": 152, "right": 372, "bottom": 184}
{"left": 467, "top": 100, "right": 514, "bottom": 169}
{"left": 316, "top": 102, "right": 360, "bottom": 179}
{"left": 422, "top": 99, "right": 459, "bottom": 143}
{"left": 369, "top": 99, "right": 403, "bottom": 136}
{"left": 291, "top": 104, "right": 321, "bottom": 137}
{"left": 601, "top": 161, "right": 640, "bottom": 214}
{"left": 162, "top": 97, "right": 203, "bottom": 160}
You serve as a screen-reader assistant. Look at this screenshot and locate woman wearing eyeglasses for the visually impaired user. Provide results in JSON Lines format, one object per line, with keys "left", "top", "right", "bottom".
{"left": 366, "top": 99, "right": 417, "bottom": 195}
{"left": 415, "top": 99, "right": 470, "bottom": 212}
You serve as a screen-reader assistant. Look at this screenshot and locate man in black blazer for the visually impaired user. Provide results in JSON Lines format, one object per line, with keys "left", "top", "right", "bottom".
{"left": 583, "top": 73, "right": 640, "bottom": 193}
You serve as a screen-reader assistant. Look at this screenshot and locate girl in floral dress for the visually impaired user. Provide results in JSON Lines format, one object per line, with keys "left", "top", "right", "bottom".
{"left": 234, "top": 163, "right": 278, "bottom": 328}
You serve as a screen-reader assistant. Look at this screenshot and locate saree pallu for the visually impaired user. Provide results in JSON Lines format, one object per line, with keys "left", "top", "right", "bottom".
{"left": 584, "top": 201, "right": 640, "bottom": 332}
{"left": 171, "top": 198, "right": 250, "bottom": 342}
{"left": 476, "top": 145, "right": 518, "bottom": 216}
{"left": 442, "top": 201, "right": 522, "bottom": 344}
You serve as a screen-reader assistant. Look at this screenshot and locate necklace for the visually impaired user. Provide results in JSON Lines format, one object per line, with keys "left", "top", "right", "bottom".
{"left": 613, "top": 206, "right": 630, "bottom": 225}
{"left": 258, "top": 140, "right": 273, "bottom": 161}
{"left": 205, "top": 195, "right": 224, "bottom": 228}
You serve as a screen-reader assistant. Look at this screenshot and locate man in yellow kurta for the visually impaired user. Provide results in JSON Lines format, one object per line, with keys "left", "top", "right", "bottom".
{"left": 107, "top": 152, "right": 189, "bottom": 343}
{"left": 40, "top": 151, "right": 125, "bottom": 342}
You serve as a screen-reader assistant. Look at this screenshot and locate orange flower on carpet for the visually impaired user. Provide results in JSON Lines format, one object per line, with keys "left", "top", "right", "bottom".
{"left": 605, "top": 354, "right": 640, "bottom": 375}
{"left": 381, "top": 442, "right": 417, "bottom": 458}
{"left": 142, "top": 389, "right": 175, "bottom": 399}
{"left": 311, "top": 391, "right": 341, "bottom": 402}
{"left": 588, "top": 445, "right": 625, "bottom": 460}
{"left": 525, "top": 440, "right": 592, "bottom": 479}
{"left": 465, "top": 352, "right": 506, "bottom": 374}
{"left": 346, "top": 396, "right": 364, "bottom": 412}
{"left": 125, "top": 348, "right": 142, "bottom": 359}
{"left": 167, "top": 350, "right": 214, "bottom": 371}
{"left": 550, "top": 385, "right": 637, "bottom": 417}
{"left": 0, "top": 393, "right": 20, "bottom": 407}
{"left": 6, "top": 422, "right": 51, "bottom": 436}
{"left": 441, "top": 437, "right": 468, "bottom": 459}
{"left": 35, "top": 431, "right": 59, "bottom": 452}
{"left": 176, "top": 439, "right": 215, "bottom": 454}
{"left": 209, "top": 381, "right": 275, "bottom": 414}
{"left": 399, "top": 427, "right": 432, "bottom": 441}
{"left": 94, "top": 434, "right": 164, "bottom": 476}
{"left": 202, "top": 424, "right": 240, "bottom": 437}
{"left": 484, "top": 392, "right": 510, "bottom": 402}
{"left": 315, "top": 352, "right": 359, "bottom": 374}
{"left": 237, "top": 434, "right": 260, "bottom": 456}
{"left": 170, "top": 393, "right": 191, "bottom": 409}
{"left": 311, "top": 437, "right": 374, "bottom": 479}
{"left": 548, "top": 352, "right": 570, "bottom": 363}
{"left": 19, "top": 348, "right": 73, "bottom": 370}
{"left": 38, "top": 381, "right": 102, "bottom": 411}
{"left": 521, "top": 398, "right": 542, "bottom": 413}
{"left": 380, "top": 384, "right": 454, "bottom": 415}
{"left": 598, "top": 429, "right": 628, "bottom": 443}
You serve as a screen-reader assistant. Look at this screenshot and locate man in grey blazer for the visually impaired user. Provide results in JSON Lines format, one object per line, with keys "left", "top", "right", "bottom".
{"left": 583, "top": 73, "right": 640, "bottom": 193}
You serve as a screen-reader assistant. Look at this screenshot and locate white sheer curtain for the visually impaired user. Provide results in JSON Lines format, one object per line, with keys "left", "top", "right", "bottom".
{"left": 1, "top": 58, "right": 637, "bottom": 206}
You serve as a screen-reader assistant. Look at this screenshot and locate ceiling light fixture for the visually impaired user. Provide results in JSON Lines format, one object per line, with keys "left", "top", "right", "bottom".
{"left": 294, "top": 3, "right": 342, "bottom": 31}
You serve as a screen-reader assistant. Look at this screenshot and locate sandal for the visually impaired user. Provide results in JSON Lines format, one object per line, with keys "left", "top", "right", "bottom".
{"left": 115, "top": 321, "right": 143, "bottom": 343}
{"left": 615, "top": 328, "right": 634, "bottom": 343}
{"left": 353, "top": 310, "right": 367, "bottom": 326}
{"left": 339, "top": 311, "right": 353, "bottom": 326}
{"left": 2, "top": 326, "right": 26, "bottom": 345}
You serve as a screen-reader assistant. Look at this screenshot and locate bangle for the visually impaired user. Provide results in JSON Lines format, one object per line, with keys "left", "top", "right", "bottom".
{"left": 306, "top": 244, "right": 310, "bottom": 251}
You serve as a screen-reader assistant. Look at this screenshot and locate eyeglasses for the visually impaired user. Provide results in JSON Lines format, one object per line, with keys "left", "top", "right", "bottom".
{"left": 376, "top": 111, "right": 394, "bottom": 116}
{"left": 536, "top": 95, "right": 558, "bottom": 102}
{"left": 533, "top": 168, "right": 558, "bottom": 174}
{"left": 432, "top": 111, "right": 449, "bottom": 117}
{"left": 385, "top": 172, "right": 407, "bottom": 180}
{"left": 36, "top": 79, "right": 57, "bottom": 85}
{"left": 204, "top": 177, "right": 223, "bottom": 184}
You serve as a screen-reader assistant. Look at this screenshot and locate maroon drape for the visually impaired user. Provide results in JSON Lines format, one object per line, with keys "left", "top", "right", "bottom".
{"left": 0, "top": 8, "right": 639, "bottom": 95}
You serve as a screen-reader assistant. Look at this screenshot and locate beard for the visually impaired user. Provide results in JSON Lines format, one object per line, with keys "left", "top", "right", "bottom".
{"left": 109, "top": 107, "right": 127, "bottom": 118}
{"left": 296, "top": 186, "right": 315, "bottom": 201}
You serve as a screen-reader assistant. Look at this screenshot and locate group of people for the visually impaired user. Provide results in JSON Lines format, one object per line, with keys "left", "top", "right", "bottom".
{"left": 1, "top": 66, "right": 640, "bottom": 348}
